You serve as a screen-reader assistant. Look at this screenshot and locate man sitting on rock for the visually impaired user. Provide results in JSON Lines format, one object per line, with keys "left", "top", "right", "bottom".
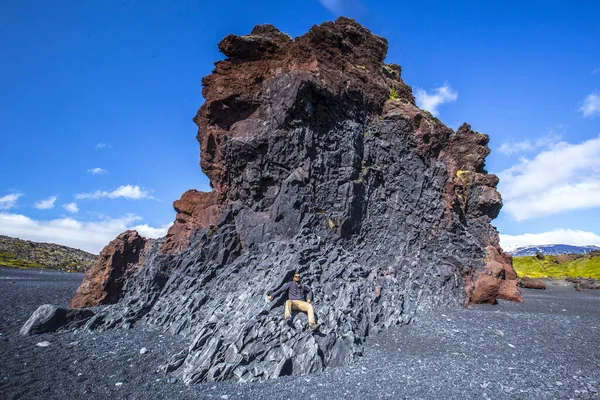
{"left": 268, "top": 272, "right": 318, "bottom": 330}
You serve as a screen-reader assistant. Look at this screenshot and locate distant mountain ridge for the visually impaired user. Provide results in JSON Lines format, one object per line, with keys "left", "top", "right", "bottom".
{"left": 508, "top": 244, "right": 600, "bottom": 257}
{"left": 0, "top": 235, "right": 97, "bottom": 272}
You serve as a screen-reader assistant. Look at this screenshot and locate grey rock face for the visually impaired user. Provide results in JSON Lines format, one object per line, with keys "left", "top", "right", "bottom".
{"left": 20, "top": 304, "right": 94, "bottom": 336}
{"left": 80, "top": 109, "right": 491, "bottom": 383}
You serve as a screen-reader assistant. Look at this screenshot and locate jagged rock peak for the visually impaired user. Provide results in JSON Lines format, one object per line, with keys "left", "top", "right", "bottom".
{"left": 218, "top": 17, "right": 391, "bottom": 66}
{"left": 197, "top": 17, "right": 414, "bottom": 206}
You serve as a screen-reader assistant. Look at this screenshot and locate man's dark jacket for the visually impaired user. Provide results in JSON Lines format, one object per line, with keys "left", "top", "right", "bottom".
{"left": 271, "top": 282, "right": 313, "bottom": 301}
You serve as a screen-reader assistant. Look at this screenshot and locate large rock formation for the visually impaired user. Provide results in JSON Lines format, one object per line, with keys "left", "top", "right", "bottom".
{"left": 69, "top": 18, "right": 521, "bottom": 383}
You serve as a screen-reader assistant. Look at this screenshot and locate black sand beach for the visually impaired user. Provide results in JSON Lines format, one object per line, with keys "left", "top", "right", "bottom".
{"left": 1, "top": 267, "right": 599, "bottom": 399}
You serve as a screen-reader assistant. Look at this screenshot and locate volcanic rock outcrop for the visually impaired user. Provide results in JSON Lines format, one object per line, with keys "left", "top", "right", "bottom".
{"left": 70, "top": 231, "right": 151, "bottom": 308}
{"left": 68, "top": 18, "right": 521, "bottom": 383}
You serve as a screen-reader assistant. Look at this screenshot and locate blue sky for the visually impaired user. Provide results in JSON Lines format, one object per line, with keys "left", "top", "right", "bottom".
{"left": 1, "top": 0, "right": 599, "bottom": 253}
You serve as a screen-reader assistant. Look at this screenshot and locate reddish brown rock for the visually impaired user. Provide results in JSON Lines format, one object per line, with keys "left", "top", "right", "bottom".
{"left": 469, "top": 271, "right": 500, "bottom": 304}
{"left": 519, "top": 277, "right": 547, "bottom": 290}
{"left": 160, "top": 190, "right": 221, "bottom": 254}
{"left": 70, "top": 231, "right": 148, "bottom": 308}
{"left": 498, "top": 279, "right": 523, "bottom": 301}
{"left": 469, "top": 246, "right": 523, "bottom": 304}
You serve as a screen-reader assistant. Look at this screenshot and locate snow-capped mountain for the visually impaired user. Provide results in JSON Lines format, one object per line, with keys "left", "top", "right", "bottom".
{"left": 507, "top": 244, "right": 600, "bottom": 257}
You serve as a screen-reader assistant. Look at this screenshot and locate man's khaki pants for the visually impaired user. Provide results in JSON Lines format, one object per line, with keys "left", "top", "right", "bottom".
{"left": 284, "top": 300, "right": 315, "bottom": 324}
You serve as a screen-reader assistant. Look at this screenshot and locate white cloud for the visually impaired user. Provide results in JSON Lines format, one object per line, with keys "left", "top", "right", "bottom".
{"left": 415, "top": 83, "right": 457, "bottom": 116}
{"left": 95, "top": 143, "right": 109, "bottom": 149}
{"left": 63, "top": 202, "right": 79, "bottom": 213}
{"left": 579, "top": 92, "right": 600, "bottom": 118}
{"left": 498, "top": 135, "right": 600, "bottom": 220}
{"left": 134, "top": 224, "right": 170, "bottom": 238}
{"left": 500, "top": 229, "right": 600, "bottom": 252}
{"left": 0, "top": 193, "right": 22, "bottom": 210}
{"left": 0, "top": 212, "right": 171, "bottom": 254}
{"left": 87, "top": 167, "right": 108, "bottom": 175}
{"left": 76, "top": 185, "right": 153, "bottom": 200}
{"left": 498, "top": 130, "right": 563, "bottom": 156}
{"left": 34, "top": 196, "right": 57, "bottom": 210}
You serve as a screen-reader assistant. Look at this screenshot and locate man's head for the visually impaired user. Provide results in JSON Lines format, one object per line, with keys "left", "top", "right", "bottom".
{"left": 293, "top": 272, "right": 301, "bottom": 283}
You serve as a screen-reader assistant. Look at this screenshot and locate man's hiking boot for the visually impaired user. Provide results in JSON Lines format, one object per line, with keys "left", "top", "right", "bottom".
{"left": 282, "top": 317, "right": 294, "bottom": 328}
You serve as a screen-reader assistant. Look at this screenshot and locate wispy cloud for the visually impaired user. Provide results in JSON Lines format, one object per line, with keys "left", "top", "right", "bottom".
{"left": 579, "top": 92, "right": 600, "bottom": 118}
{"left": 498, "top": 140, "right": 534, "bottom": 155}
{"left": 34, "top": 196, "right": 57, "bottom": 210}
{"left": 95, "top": 142, "right": 109, "bottom": 149}
{"left": 317, "top": 0, "right": 364, "bottom": 15}
{"left": 76, "top": 185, "right": 153, "bottom": 200}
{"left": 0, "top": 193, "right": 22, "bottom": 210}
{"left": 592, "top": 68, "right": 600, "bottom": 75}
{"left": 63, "top": 202, "right": 79, "bottom": 213}
{"left": 87, "top": 167, "right": 108, "bottom": 175}
{"left": 415, "top": 83, "right": 457, "bottom": 116}
{"left": 500, "top": 229, "right": 600, "bottom": 252}
{"left": 0, "top": 212, "right": 171, "bottom": 254}
{"left": 319, "top": 0, "right": 343, "bottom": 13}
{"left": 498, "top": 135, "right": 600, "bottom": 220}
{"left": 498, "top": 129, "right": 563, "bottom": 156}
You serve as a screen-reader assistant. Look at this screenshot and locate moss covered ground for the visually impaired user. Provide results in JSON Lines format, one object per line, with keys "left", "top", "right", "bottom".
{"left": 0, "top": 252, "right": 45, "bottom": 269}
{"left": 513, "top": 253, "right": 600, "bottom": 279}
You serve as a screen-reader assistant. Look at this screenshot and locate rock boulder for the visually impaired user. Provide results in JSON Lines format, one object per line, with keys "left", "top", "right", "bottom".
{"left": 519, "top": 277, "right": 547, "bottom": 290}
{"left": 20, "top": 304, "right": 94, "bottom": 335}
{"left": 70, "top": 230, "right": 149, "bottom": 308}
{"left": 568, "top": 278, "right": 600, "bottom": 290}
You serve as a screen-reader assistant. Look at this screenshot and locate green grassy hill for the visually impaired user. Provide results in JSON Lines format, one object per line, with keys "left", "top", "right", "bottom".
{"left": 512, "top": 252, "right": 600, "bottom": 279}
{"left": 0, "top": 235, "right": 97, "bottom": 272}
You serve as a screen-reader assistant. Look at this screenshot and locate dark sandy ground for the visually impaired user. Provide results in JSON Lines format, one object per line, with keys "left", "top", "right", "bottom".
{"left": 0, "top": 267, "right": 599, "bottom": 400}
